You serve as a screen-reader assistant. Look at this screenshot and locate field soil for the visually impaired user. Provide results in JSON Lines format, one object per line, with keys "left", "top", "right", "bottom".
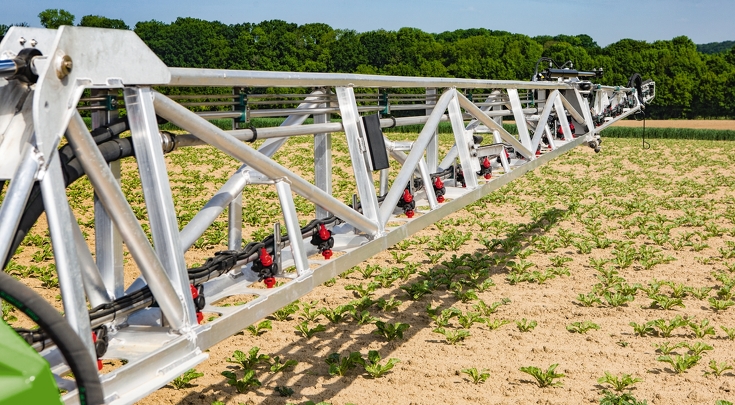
{"left": 6, "top": 127, "right": 735, "bottom": 405}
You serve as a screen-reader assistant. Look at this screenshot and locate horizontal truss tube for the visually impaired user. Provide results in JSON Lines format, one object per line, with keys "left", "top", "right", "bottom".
{"left": 152, "top": 92, "right": 380, "bottom": 236}
{"left": 169, "top": 67, "right": 574, "bottom": 90}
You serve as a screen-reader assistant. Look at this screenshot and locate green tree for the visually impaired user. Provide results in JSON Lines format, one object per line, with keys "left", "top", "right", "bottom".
{"left": 79, "top": 15, "right": 129, "bottom": 30}
{"left": 38, "top": 9, "right": 75, "bottom": 29}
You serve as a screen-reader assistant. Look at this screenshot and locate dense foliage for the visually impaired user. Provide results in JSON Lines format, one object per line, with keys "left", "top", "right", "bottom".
{"left": 1, "top": 11, "right": 734, "bottom": 118}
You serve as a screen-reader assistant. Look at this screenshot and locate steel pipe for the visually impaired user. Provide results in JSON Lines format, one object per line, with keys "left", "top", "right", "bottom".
{"left": 66, "top": 111, "right": 188, "bottom": 332}
{"left": 153, "top": 91, "right": 380, "bottom": 236}
{"left": 169, "top": 67, "right": 574, "bottom": 90}
{"left": 0, "top": 59, "right": 18, "bottom": 78}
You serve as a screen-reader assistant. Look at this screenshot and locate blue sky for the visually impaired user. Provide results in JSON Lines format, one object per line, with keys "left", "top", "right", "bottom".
{"left": 5, "top": 0, "right": 734, "bottom": 46}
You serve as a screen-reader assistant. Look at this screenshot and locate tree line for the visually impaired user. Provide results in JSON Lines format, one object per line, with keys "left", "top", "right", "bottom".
{"left": 2, "top": 10, "right": 734, "bottom": 118}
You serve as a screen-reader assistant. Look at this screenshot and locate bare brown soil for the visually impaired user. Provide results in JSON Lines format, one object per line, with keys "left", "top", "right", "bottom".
{"left": 7, "top": 135, "right": 735, "bottom": 405}
{"left": 139, "top": 137, "right": 735, "bottom": 405}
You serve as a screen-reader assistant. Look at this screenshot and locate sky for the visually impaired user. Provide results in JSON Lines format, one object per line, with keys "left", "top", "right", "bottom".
{"left": 4, "top": 0, "right": 734, "bottom": 47}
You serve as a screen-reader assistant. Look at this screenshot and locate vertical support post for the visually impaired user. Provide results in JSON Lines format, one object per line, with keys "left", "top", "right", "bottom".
{"left": 554, "top": 96, "right": 574, "bottom": 141}
{"left": 379, "top": 168, "right": 389, "bottom": 196}
{"left": 41, "top": 151, "right": 96, "bottom": 363}
{"left": 491, "top": 90, "right": 503, "bottom": 126}
{"left": 493, "top": 130, "right": 511, "bottom": 173}
{"left": 426, "top": 88, "right": 439, "bottom": 173}
{"left": 275, "top": 180, "right": 309, "bottom": 275}
{"left": 124, "top": 87, "right": 196, "bottom": 328}
{"left": 228, "top": 194, "right": 242, "bottom": 250}
{"left": 92, "top": 89, "right": 124, "bottom": 299}
{"left": 507, "top": 89, "right": 533, "bottom": 153}
{"left": 70, "top": 205, "right": 111, "bottom": 308}
{"left": 335, "top": 86, "right": 383, "bottom": 234}
{"left": 314, "top": 89, "right": 332, "bottom": 219}
{"left": 530, "top": 90, "right": 559, "bottom": 153}
{"left": 417, "top": 159, "right": 438, "bottom": 210}
{"left": 447, "top": 91, "right": 479, "bottom": 190}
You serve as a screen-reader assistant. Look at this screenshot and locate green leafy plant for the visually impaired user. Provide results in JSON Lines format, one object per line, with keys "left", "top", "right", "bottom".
{"left": 688, "top": 319, "right": 715, "bottom": 339}
{"left": 271, "top": 301, "right": 299, "bottom": 321}
{"left": 567, "top": 321, "right": 600, "bottom": 334}
{"left": 657, "top": 353, "right": 701, "bottom": 374}
{"left": 431, "top": 307, "right": 462, "bottom": 328}
{"left": 226, "top": 347, "right": 270, "bottom": 370}
{"left": 689, "top": 286, "right": 712, "bottom": 300}
{"left": 709, "top": 297, "right": 735, "bottom": 311}
{"left": 485, "top": 318, "right": 512, "bottom": 330}
{"left": 362, "top": 350, "right": 400, "bottom": 378}
{"left": 706, "top": 360, "right": 733, "bottom": 377}
{"left": 599, "top": 390, "right": 648, "bottom": 405}
{"left": 602, "top": 291, "right": 634, "bottom": 307}
{"left": 270, "top": 356, "right": 298, "bottom": 373}
{"left": 325, "top": 352, "right": 363, "bottom": 376}
{"left": 1, "top": 300, "right": 17, "bottom": 324}
{"left": 519, "top": 364, "right": 565, "bottom": 387}
{"left": 345, "top": 282, "right": 378, "bottom": 298}
{"left": 457, "top": 312, "right": 485, "bottom": 329}
{"left": 171, "top": 368, "right": 204, "bottom": 390}
{"left": 221, "top": 369, "right": 261, "bottom": 393}
{"left": 461, "top": 367, "right": 490, "bottom": 384}
{"left": 473, "top": 298, "right": 511, "bottom": 316}
{"left": 432, "top": 327, "right": 470, "bottom": 344}
{"left": 720, "top": 326, "right": 735, "bottom": 340}
{"left": 577, "top": 293, "right": 603, "bottom": 307}
{"left": 375, "top": 297, "right": 402, "bottom": 312}
{"left": 274, "top": 386, "right": 294, "bottom": 397}
{"left": 653, "top": 341, "right": 684, "bottom": 355}
{"left": 372, "top": 321, "right": 410, "bottom": 341}
{"left": 682, "top": 341, "right": 713, "bottom": 356}
{"left": 294, "top": 321, "right": 326, "bottom": 338}
{"left": 648, "top": 295, "right": 685, "bottom": 310}
{"left": 299, "top": 300, "right": 323, "bottom": 322}
{"left": 352, "top": 309, "right": 378, "bottom": 325}
{"left": 401, "top": 280, "right": 433, "bottom": 300}
{"left": 629, "top": 321, "right": 655, "bottom": 337}
{"left": 596, "top": 372, "right": 642, "bottom": 392}
{"left": 245, "top": 320, "right": 272, "bottom": 336}
{"left": 652, "top": 316, "right": 688, "bottom": 338}
{"left": 516, "top": 318, "right": 537, "bottom": 332}
{"left": 320, "top": 304, "right": 353, "bottom": 323}
{"left": 349, "top": 297, "right": 375, "bottom": 312}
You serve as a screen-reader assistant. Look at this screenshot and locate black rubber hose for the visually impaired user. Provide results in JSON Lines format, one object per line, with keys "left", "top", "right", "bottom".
{"left": 2, "top": 120, "right": 133, "bottom": 269}
{"left": 0, "top": 271, "right": 104, "bottom": 405}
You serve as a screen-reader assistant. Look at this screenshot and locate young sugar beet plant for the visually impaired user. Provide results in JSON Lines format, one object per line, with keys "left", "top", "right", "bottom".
{"left": 566, "top": 321, "right": 600, "bottom": 334}
{"left": 519, "top": 364, "right": 565, "bottom": 388}
{"left": 461, "top": 367, "right": 491, "bottom": 384}
{"left": 362, "top": 350, "right": 401, "bottom": 378}
{"left": 372, "top": 321, "right": 410, "bottom": 341}
{"left": 596, "top": 372, "right": 642, "bottom": 392}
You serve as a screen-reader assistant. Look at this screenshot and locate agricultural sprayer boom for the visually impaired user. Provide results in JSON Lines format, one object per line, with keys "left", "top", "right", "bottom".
{"left": 0, "top": 26, "right": 654, "bottom": 404}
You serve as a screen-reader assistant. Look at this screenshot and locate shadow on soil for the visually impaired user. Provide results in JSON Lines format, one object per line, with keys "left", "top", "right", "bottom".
{"left": 175, "top": 206, "right": 573, "bottom": 405}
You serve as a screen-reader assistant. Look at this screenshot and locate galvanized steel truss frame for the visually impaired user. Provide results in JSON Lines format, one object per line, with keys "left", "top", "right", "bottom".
{"left": 0, "top": 27, "right": 651, "bottom": 404}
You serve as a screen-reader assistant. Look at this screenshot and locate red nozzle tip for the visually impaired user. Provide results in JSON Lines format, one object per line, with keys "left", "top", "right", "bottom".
{"left": 434, "top": 177, "right": 444, "bottom": 189}
{"left": 190, "top": 284, "right": 199, "bottom": 299}
{"left": 484, "top": 173, "right": 492, "bottom": 179}
{"left": 322, "top": 249, "right": 333, "bottom": 260}
{"left": 437, "top": 195, "right": 445, "bottom": 203}
{"left": 406, "top": 210, "right": 414, "bottom": 218}
{"left": 318, "top": 223, "right": 330, "bottom": 241}
{"left": 264, "top": 277, "right": 276, "bottom": 288}
{"left": 196, "top": 311, "right": 204, "bottom": 324}
{"left": 97, "top": 359, "right": 103, "bottom": 371}
{"left": 259, "top": 247, "right": 273, "bottom": 267}
{"left": 482, "top": 157, "right": 490, "bottom": 168}
{"left": 402, "top": 189, "right": 413, "bottom": 203}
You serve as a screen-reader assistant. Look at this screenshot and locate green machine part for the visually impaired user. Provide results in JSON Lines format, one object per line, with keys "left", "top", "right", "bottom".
{"left": 0, "top": 320, "right": 63, "bottom": 405}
